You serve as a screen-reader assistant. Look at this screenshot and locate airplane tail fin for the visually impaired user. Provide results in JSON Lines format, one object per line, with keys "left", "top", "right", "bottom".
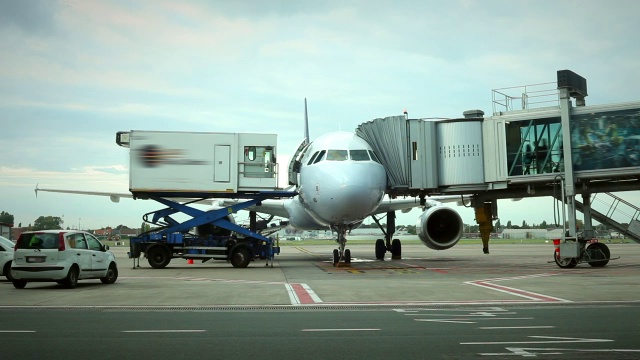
{"left": 304, "top": 98, "right": 310, "bottom": 145}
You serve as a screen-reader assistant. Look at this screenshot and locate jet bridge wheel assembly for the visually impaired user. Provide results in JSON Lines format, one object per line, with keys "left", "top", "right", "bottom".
{"left": 553, "top": 240, "right": 611, "bottom": 268}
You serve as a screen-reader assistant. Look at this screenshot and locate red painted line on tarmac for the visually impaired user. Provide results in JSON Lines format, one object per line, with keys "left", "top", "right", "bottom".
{"left": 290, "top": 283, "right": 316, "bottom": 304}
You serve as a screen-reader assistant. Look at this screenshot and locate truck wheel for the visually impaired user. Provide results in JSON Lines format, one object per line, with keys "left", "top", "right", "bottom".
{"left": 147, "top": 246, "right": 171, "bottom": 269}
{"left": 230, "top": 245, "right": 251, "bottom": 268}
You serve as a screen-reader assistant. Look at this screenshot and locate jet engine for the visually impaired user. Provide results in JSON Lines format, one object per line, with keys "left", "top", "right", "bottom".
{"left": 416, "top": 206, "right": 464, "bottom": 250}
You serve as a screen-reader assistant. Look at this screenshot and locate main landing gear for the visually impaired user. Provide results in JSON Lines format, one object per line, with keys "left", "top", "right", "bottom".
{"left": 372, "top": 211, "right": 401, "bottom": 261}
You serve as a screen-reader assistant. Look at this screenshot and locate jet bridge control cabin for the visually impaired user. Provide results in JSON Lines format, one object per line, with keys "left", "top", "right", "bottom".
{"left": 357, "top": 70, "right": 640, "bottom": 268}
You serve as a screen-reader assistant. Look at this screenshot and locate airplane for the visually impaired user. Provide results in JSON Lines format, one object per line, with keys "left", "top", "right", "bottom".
{"left": 35, "top": 100, "right": 468, "bottom": 265}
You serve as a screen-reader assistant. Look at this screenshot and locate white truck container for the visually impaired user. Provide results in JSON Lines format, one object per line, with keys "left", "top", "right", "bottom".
{"left": 116, "top": 130, "right": 279, "bottom": 194}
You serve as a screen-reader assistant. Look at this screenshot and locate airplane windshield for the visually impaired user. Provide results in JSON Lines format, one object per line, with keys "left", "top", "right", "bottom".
{"left": 349, "top": 150, "right": 370, "bottom": 161}
{"left": 312, "top": 150, "right": 326, "bottom": 164}
{"left": 307, "top": 151, "right": 320, "bottom": 165}
{"left": 368, "top": 150, "right": 381, "bottom": 164}
{"left": 326, "top": 150, "right": 348, "bottom": 161}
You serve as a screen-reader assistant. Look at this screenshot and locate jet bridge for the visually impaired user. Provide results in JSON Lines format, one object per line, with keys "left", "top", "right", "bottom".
{"left": 356, "top": 70, "right": 640, "bottom": 267}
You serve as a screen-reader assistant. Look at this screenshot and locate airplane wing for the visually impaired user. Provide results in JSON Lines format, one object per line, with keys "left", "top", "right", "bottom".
{"left": 217, "top": 198, "right": 290, "bottom": 218}
{"left": 34, "top": 185, "right": 217, "bottom": 206}
{"left": 374, "top": 195, "right": 471, "bottom": 214}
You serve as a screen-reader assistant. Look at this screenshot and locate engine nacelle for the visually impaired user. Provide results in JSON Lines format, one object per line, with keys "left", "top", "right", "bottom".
{"left": 416, "top": 206, "right": 463, "bottom": 250}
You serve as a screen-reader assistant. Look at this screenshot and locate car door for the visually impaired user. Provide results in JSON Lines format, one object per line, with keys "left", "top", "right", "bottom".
{"left": 69, "top": 233, "right": 92, "bottom": 279}
{"left": 86, "top": 234, "right": 109, "bottom": 277}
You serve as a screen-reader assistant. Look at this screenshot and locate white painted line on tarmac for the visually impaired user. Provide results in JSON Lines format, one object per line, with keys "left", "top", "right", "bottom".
{"left": 285, "top": 283, "right": 323, "bottom": 305}
{"left": 301, "top": 329, "right": 380, "bottom": 332}
{"left": 122, "top": 330, "right": 206, "bottom": 333}
{"left": 0, "top": 330, "right": 35, "bottom": 333}
{"left": 479, "top": 326, "right": 555, "bottom": 329}
{"left": 462, "top": 335, "right": 614, "bottom": 345}
{"left": 465, "top": 273, "right": 571, "bottom": 303}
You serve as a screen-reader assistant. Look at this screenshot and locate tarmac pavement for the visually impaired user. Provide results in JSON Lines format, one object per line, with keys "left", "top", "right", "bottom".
{"left": 1, "top": 242, "right": 639, "bottom": 307}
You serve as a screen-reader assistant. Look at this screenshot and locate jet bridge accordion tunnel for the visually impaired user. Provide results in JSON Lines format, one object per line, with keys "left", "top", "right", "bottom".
{"left": 356, "top": 70, "right": 640, "bottom": 257}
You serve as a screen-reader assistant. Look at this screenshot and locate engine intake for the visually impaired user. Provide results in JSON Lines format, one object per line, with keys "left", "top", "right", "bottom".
{"left": 416, "top": 206, "right": 463, "bottom": 250}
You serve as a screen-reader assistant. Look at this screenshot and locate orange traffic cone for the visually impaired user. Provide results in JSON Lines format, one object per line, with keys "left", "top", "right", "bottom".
{"left": 187, "top": 259, "right": 194, "bottom": 265}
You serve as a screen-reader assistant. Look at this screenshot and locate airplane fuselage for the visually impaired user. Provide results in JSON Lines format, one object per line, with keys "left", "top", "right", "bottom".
{"left": 284, "top": 131, "right": 387, "bottom": 230}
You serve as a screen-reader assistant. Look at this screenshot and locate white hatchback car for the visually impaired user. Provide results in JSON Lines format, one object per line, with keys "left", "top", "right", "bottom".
{"left": 11, "top": 230, "right": 118, "bottom": 289}
{"left": 1, "top": 235, "right": 15, "bottom": 281}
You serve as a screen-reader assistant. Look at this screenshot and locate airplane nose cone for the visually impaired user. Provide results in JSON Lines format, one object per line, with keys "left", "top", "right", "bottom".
{"left": 307, "top": 163, "right": 386, "bottom": 224}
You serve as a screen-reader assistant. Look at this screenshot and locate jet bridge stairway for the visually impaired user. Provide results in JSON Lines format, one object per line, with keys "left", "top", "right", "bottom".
{"left": 557, "top": 192, "right": 640, "bottom": 244}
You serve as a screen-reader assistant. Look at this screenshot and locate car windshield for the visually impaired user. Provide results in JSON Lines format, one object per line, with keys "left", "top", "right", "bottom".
{"left": 16, "top": 233, "right": 59, "bottom": 250}
{"left": 0, "top": 235, "right": 13, "bottom": 248}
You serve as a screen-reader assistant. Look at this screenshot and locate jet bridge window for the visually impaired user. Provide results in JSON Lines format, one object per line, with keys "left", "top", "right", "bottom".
{"left": 349, "top": 149, "right": 370, "bottom": 161}
{"left": 326, "top": 150, "right": 348, "bottom": 161}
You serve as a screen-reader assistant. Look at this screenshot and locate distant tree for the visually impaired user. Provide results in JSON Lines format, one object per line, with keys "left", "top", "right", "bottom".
{"left": 32, "top": 216, "right": 64, "bottom": 230}
{"left": 140, "top": 222, "right": 151, "bottom": 233}
{"left": 494, "top": 219, "right": 501, "bottom": 230}
{"left": 540, "top": 220, "right": 548, "bottom": 229}
{"left": 405, "top": 225, "right": 416, "bottom": 235}
{"left": 506, "top": 220, "right": 512, "bottom": 229}
{"left": 18, "top": 222, "right": 21, "bottom": 227}
{"left": 0, "top": 211, "right": 14, "bottom": 225}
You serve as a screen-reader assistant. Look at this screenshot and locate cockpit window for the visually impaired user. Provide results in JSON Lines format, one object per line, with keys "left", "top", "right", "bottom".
{"left": 326, "top": 150, "right": 348, "bottom": 161}
{"left": 312, "top": 150, "right": 326, "bottom": 164}
{"left": 349, "top": 150, "right": 370, "bottom": 161}
{"left": 307, "top": 151, "right": 320, "bottom": 165}
{"left": 368, "top": 150, "right": 381, "bottom": 164}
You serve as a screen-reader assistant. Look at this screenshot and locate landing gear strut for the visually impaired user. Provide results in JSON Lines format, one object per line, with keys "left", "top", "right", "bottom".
{"left": 332, "top": 226, "right": 351, "bottom": 266}
{"left": 371, "top": 211, "right": 401, "bottom": 260}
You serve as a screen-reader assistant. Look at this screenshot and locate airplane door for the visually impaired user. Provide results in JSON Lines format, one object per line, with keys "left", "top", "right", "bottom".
{"left": 214, "top": 145, "right": 230, "bottom": 182}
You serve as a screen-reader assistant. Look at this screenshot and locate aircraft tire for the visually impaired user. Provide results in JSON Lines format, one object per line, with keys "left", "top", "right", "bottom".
{"left": 375, "top": 239, "right": 386, "bottom": 260}
{"left": 391, "top": 239, "right": 401, "bottom": 259}
{"left": 344, "top": 249, "right": 351, "bottom": 264}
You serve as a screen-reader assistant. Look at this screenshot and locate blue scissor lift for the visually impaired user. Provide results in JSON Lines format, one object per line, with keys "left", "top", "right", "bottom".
{"left": 127, "top": 191, "right": 294, "bottom": 269}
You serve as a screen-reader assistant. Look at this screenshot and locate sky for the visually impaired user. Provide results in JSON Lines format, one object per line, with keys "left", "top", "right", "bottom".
{"left": 2, "top": 0, "right": 640, "bottom": 231}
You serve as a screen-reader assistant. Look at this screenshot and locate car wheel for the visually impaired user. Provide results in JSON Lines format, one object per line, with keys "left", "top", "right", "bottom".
{"left": 100, "top": 263, "right": 118, "bottom": 284}
{"left": 3, "top": 261, "right": 14, "bottom": 282}
{"left": 63, "top": 266, "right": 79, "bottom": 289}
{"left": 12, "top": 279, "right": 27, "bottom": 289}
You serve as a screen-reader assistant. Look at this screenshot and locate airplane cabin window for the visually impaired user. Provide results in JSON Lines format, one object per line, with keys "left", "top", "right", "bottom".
{"left": 313, "top": 150, "right": 326, "bottom": 164}
{"left": 349, "top": 150, "right": 370, "bottom": 161}
{"left": 307, "top": 151, "right": 320, "bottom": 165}
{"left": 326, "top": 150, "right": 348, "bottom": 161}
{"left": 368, "top": 150, "right": 381, "bottom": 163}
